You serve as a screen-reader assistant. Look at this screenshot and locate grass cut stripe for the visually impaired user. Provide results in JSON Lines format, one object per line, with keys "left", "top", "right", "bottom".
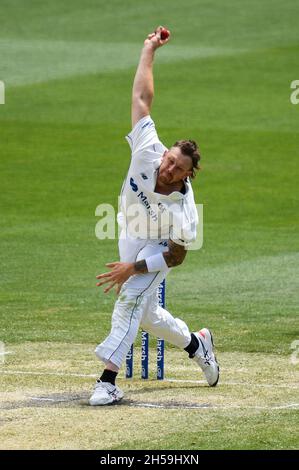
{"left": 0, "top": 38, "right": 249, "bottom": 87}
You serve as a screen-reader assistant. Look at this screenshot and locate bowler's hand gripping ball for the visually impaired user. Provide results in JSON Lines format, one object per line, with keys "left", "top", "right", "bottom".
{"left": 160, "top": 28, "right": 170, "bottom": 40}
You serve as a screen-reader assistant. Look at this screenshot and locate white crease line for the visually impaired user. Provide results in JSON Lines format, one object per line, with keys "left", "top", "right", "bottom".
{"left": 0, "top": 370, "right": 97, "bottom": 378}
{"left": 272, "top": 403, "right": 299, "bottom": 409}
{"left": 133, "top": 403, "right": 210, "bottom": 409}
{"left": 29, "top": 397, "right": 56, "bottom": 402}
{"left": 0, "top": 351, "right": 14, "bottom": 356}
{"left": 25, "top": 397, "right": 299, "bottom": 411}
{"left": 132, "top": 403, "right": 299, "bottom": 410}
{"left": 217, "top": 404, "right": 299, "bottom": 410}
{"left": 0, "top": 370, "right": 298, "bottom": 389}
{"left": 165, "top": 379, "right": 206, "bottom": 384}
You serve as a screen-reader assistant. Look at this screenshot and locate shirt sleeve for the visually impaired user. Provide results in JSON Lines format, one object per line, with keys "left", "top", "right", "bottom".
{"left": 170, "top": 224, "right": 198, "bottom": 247}
{"left": 169, "top": 198, "right": 199, "bottom": 248}
{"left": 125, "top": 116, "right": 160, "bottom": 155}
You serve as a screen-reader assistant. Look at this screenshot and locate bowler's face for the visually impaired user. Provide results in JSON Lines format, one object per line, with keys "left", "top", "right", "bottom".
{"left": 158, "top": 147, "right": 193, "bottom": 184}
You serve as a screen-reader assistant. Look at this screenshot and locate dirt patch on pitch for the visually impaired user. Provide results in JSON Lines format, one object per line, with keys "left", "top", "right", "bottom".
{"left": 1, "top": 393, "right": 212, "bottom": 411}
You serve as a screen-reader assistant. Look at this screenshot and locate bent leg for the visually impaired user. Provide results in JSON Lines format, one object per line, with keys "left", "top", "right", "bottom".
{"left": 140, "top": 291, "right": 191, "bottom": 349}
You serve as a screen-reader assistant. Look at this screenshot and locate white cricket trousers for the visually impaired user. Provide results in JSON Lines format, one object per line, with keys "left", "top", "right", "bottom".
{"left": 95, "top": 232, "right": 192, "bottom": 368}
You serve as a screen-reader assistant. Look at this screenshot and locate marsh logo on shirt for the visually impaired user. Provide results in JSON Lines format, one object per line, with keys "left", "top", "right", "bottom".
{"left": 137, "top": 192, "right": 158, "bottom": 222}
{"left": 129, "top": 177, "right": 158, "bottom": 222}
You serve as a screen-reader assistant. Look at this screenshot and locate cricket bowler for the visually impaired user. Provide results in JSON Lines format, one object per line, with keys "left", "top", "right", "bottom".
{"left": 90, "top": 26, "right": 219, "bottom": 405}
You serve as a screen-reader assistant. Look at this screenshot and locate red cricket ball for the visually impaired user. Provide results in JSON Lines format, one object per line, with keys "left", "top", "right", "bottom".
{"left": 160, "top": 28, "right": 170, "bottom": 40}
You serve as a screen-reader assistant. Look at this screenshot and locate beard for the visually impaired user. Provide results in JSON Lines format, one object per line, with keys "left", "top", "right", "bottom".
{"left": 159, "top": 171, "right": 173, "bottom": 184}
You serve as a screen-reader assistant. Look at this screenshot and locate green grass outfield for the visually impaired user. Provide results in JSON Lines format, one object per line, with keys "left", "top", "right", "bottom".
{"left": 0, "top": 0, "right": 298, "bottom": 450}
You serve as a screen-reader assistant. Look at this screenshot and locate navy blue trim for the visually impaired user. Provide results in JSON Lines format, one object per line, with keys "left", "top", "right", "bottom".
{"left": 141, "top": 120, "right": 151, "bottom": 129}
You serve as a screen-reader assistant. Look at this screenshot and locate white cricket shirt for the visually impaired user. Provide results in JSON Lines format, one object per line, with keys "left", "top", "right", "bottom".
{"left": 118, "top": 116, "right": 198, "bottom": 247}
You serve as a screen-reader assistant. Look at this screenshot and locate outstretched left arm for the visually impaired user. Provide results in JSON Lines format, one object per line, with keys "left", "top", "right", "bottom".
{"left": 96, "top": 240, "right": 186, "bottom": 294}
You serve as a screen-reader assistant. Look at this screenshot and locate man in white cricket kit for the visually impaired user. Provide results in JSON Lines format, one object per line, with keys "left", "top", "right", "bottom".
{"left": 90, "top": 27, "right": 219, "bottom": 406}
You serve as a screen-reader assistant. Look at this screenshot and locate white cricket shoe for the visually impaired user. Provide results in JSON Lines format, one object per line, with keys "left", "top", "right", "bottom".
{"left": 89, "top": 381, "right": 124, "bottom": 406}
{"left": 192, "top": 328, "right": 219, "bottom": 387}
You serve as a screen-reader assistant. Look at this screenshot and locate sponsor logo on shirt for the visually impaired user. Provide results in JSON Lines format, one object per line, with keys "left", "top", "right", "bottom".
{"left": 137, "top": 191, "right": 158, "bottom": 222}
{"left": 141, "top": 120, "right": 153, "bottom": 129}
{"left": 129, "top": 177, "right": 158, "bottom": 222}
{"left": 158, "top": 202, "right": 167, "bottom": 213}
{"left": 130, "top": 177, "right": 138, "bottom": 192}
{"left": 125, "top": 177, "right": 201, "bottom": 249}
